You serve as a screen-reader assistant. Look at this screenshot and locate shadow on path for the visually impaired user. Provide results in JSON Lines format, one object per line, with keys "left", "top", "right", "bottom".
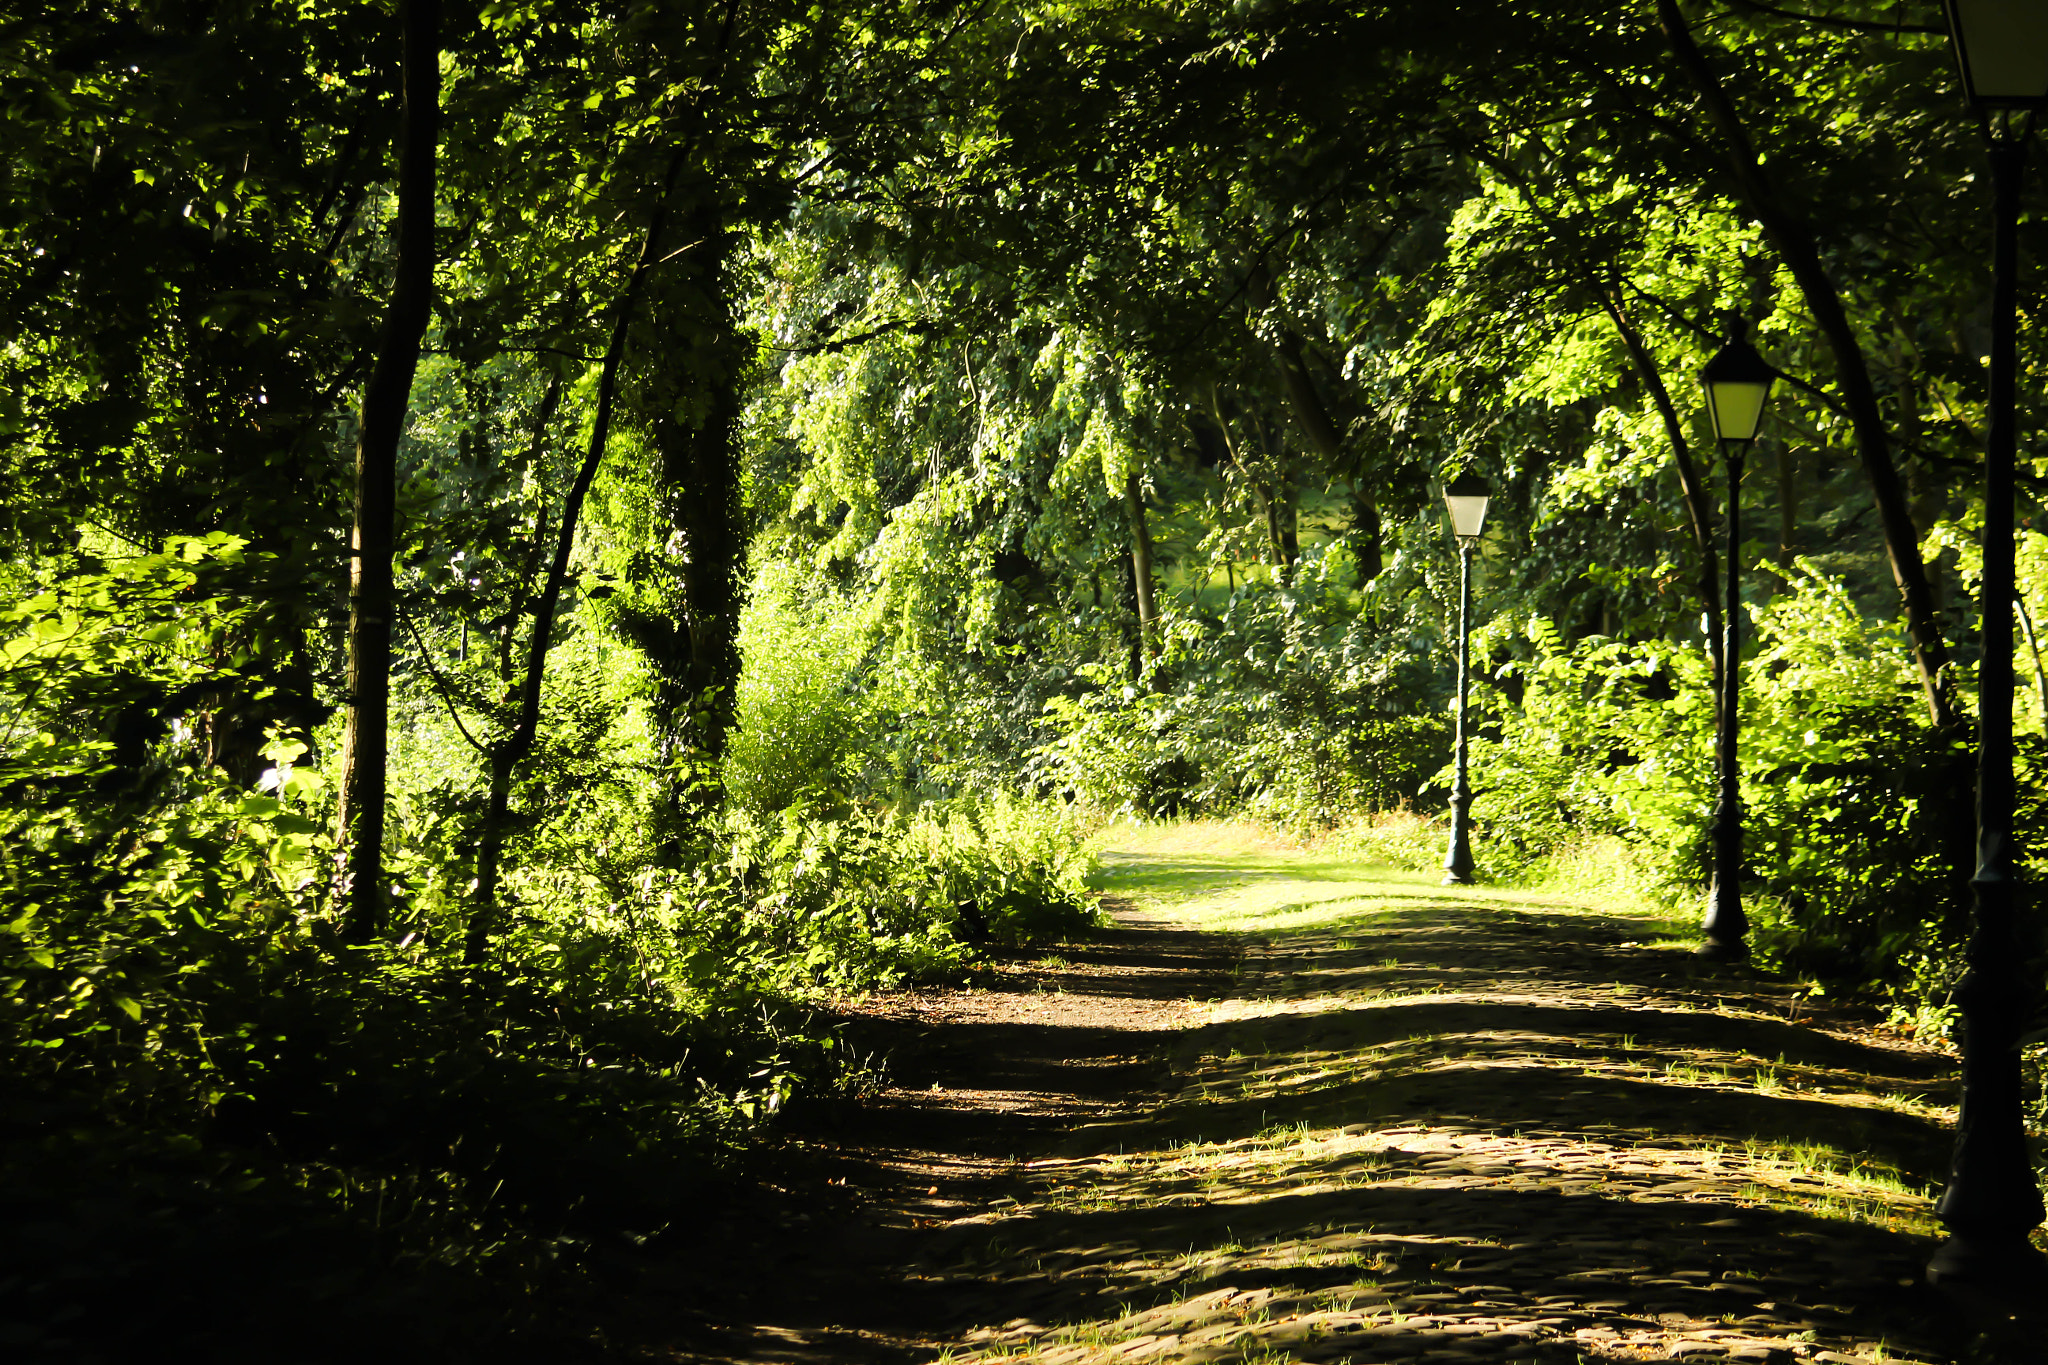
{"left": 597, "top": 855, "right": 2022, "bottom": 1365}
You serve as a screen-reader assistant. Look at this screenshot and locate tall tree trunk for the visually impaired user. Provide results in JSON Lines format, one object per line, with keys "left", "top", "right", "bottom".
{"left": 1258, "top": 418, "right": 1297, "bottom": 583}
{"left": 1279, "top": 479, "right": 1301, "bottom": 572}
{"left": 633, "top": 194, "right": 749, "bottom": 861}
{"left": 1347, "top": 487, "right": 1383, "bottom": 586}
{"left": 1125, "top": 469, "right": 1160, "bottom": 665}
{"left": 1242, "top": 266, "right": 1327, "bottom": 586}
{"left": 452, "top": 372, "right": 561, "bottom": 938}
{"left": 1119, "top": 553, "right": 1142, "bottom": 683}
{"left": 335, "top": 0, "right": 439, "bottom": 943}
{"left": 1779, "top": 443, "right": 1798, "bottom": 569}
{"left": 1602, "top": 295, "right": 1726, "bottom": 689}
{"left": 464, "top": 158, "right": 680, "bottom": 964}
{"left": 1657, "top": 0, "right": 1956, "bottom": 729}
{"left": 1270, "top": 333, "right": 1382, "bottom": 580}
{"left": 1203, "top": 382, "right": 1287, "bottom": 582}
{"left": 1255, "top": 479, "right": 1285, "bottom": 572}
{"left": 1467, "top": 145, "right": 1725, "bottom": 686}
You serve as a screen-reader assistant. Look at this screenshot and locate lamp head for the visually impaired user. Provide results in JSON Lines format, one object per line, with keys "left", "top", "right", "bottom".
{"left": 1442, "top": 471, "right": 1490, "bottom": 544}
{"left": 1945, "top": 0, "right": 2048, "bottom": 109}
{"left": 1700, "top": 324, "right": 1777, "bottom": 446}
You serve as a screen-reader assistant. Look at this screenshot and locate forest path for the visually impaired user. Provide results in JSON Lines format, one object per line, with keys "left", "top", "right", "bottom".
{"left": 606, "top": 824, "right": 1990, "bottom": 1365}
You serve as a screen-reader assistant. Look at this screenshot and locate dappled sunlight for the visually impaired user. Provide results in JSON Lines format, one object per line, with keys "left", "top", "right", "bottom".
{"left": 899, "top": 841, "right": 1964, "bottom": 1365}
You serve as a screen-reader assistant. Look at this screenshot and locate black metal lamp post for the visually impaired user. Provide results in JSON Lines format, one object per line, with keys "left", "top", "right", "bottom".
{"left": 1695, "top": 330, "right": 1777, "bottom": 961}
{"left": 1928, "top": 0, "right": 2048, "bottom": 1288}
{"left": 1442, "top": 472, "right": 1491, "bottom": 885}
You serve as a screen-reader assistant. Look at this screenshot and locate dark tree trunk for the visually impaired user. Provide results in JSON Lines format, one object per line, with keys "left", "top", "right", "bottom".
{"left": 1657, "top": 0, "right": 1956, "bottom": 729}
{"left": 1347, "top": 489, "right": 1384, "bottom": 585}
{"left": 1279, "top": 482, "right": 1301, "bottom": 573}
{"left": 1125, "top": 469, "right": 1160, "bottom": 662}
{"left": 336, "top": 0, "right": 438, "bottom": 943}
{"left": 1203, "top": 382, "right": 1289, "bottom": 581}
{"left": 464, "top": 158, "right": 680, "bottom": 964}
{"left": 632, "top": 194, "right": 749, "bottom": 860}
{"left": 1259, "top": 418, "right": 1297, "bottom": 583}
{"left": 1270, "top": 332, "right": 1379, "bottom": 579}
{"left": 1120, "top": 553, "right": 1143, "bottom": 684}
{"left": 1602, "top": 296, "right": 1726, "bottom": 690}
{"left": 1779, "top": 443, "right": 1798, "bottom": 569}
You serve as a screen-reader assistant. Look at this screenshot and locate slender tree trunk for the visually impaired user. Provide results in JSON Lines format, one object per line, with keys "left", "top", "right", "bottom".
{"left": 1120, "top": 553, "right": 1142, "bottom": 683}
{"left": 1272, "top": 334, "right": 1344, "bottom": 459}
{"left": 1779, "top": 443, "right": 1798, "bottom": 569}
{"left": 1203, "top": 382, "right": 1288, "bottom": 583}
{"left": 456, "top": 373, "right": 562, "bottom": 932}
{"left": 1256, "top": 480, "right": 1284, "bottom": 572}
{"left": 1279, "top": 482, "right": 1301, "bottom": 572}
{"left": 2017, "top": 590, "right": 2048, "bottom": 730}
{"left": 1248, "top": 416, "right": 1293, "bottom": 581}
{"left": 1601, "top": 296, "right": 1725, "bottom": 689}
{"left": 335, "top": 0, "right": 439, "bottom": 943}
{"left": 1467, "top": 145, "right": 1725, "bottom": 686}
{"left": 1347, "top": 487, "right": 1384, "bottom": 585}
{"left": 641, "top": 196, "right": 748, "bottom": 859}
{"left": 1269, "top": 333, "right": 1381, "bottom": 579}
{"left": 471, "top": 748, "right": 515, "bottom": 942}
{"left": 1656, "top": 0, "right": 1956, "bottom": 729}
{"left": 464, "top": 157, "right": 679, "bottom": 964}
{"left": 1125, "top": 469, "right": 1160, "bottom": 661}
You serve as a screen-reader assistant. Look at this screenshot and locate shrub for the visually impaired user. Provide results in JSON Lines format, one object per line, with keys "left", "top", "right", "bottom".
{"left": 1466, "top": 561, "right": 1988, "bottom": 1001}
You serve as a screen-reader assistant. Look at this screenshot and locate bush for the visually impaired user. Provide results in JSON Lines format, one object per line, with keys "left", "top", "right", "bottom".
{"left": 633, "top": 794, "right": 1103, "bottom": 998}
{"left": 723, "top": 560, "right": 874, "bottom": 814}
{"left": 1322, "top": 808, "right": 1453, "bottom": 873}
{"left": 1466, "top": 561, "right": 1988, "bottom": 1003}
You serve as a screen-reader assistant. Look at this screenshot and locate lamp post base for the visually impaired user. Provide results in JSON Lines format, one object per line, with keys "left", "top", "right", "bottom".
{"left": 1927, "top": 1230, "right": 2048, "bottom": 1289}
{"left": 1693, "top": 935, "right": 1748, "bottom": 962}
{"left": 1442, "top": 870, "right": 1473, "bottom": 886}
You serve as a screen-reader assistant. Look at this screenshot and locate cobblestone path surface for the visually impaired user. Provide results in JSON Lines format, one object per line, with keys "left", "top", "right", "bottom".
{"left": 615, "top": 828, "right": 2031, "bottom": 1365}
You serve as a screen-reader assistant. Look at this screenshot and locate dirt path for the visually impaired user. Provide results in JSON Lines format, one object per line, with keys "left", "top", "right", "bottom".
{"left": 601, "top": 828, "right": 2030, "bottom": 1365}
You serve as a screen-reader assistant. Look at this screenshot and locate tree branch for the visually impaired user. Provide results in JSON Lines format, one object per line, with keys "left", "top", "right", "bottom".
{"left": 1723, "top": 0, "right": 1945, "bottom": 36}
{"left": 1657, "top": 0, "right": 1958, "bottom": 728}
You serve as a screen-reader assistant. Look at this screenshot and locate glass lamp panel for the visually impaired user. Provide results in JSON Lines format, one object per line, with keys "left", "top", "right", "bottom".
{"left": 1707, "top": 379, "right": 1771, "bottom": 444}
{"left": 1949, "top": 0, "right": 2048, "bottom": 106}
{"left": 1443, "top": 493, "right": 1490, "bottom": 540}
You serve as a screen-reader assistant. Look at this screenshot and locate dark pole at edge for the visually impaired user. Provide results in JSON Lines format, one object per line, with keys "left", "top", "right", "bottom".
{"left": 1444, "top": 539, "right": 1476, "bottom": 885}
{"left": 1930, "top": 128, "right": 2048, "bottom": 1285}
{"left": 1699, "top": 443, "right": 1748, "bottom": 958}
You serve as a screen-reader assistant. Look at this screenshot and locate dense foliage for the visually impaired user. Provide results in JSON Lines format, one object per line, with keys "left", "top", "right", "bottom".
{"left": 5, "top": 0, "right": 2047, "bottom": 1351}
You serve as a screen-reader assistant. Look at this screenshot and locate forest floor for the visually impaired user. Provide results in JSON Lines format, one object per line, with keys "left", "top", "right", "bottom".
{"left": 590, "top": 822, "right": 2044, "bottom": 1365}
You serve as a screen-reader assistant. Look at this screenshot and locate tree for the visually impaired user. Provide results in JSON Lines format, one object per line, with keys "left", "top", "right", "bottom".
{"left": 336, "top": 0, "right": 440, "bottom": 940}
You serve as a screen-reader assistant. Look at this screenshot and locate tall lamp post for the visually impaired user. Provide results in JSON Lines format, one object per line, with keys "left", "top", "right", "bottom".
{"left": 1442, "top": 473, "right": 1490, "bottom": 885}
{"left": 1696, "top": 330, "right": 1777, "bottom": 960}
{"left": 1929, "top": 0, "right": 2048, "bottom": 1287}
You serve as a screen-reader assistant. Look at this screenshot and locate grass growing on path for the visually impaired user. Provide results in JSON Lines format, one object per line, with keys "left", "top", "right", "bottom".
{"left": 932, "top": 819, "right": 1966, "bottom": 1365}
{"left": 1093, "top": 818, "right": 1694, "bottom": 939}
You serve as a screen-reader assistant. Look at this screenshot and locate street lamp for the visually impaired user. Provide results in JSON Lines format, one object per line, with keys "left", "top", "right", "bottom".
{"left": 1695, "top": 327, "right": 1777, "bottom": 961}
{"left": 1441, "top": 472, "right": 1490, "bottom": 885}
{"left": 1928, "top": 0, "right": 2048, "bottom": 1288}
